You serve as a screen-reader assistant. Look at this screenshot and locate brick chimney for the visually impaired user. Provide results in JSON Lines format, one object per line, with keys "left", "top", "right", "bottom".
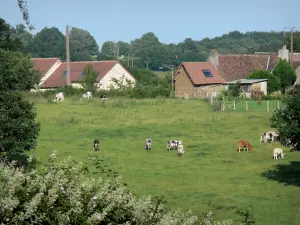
{"left": 208, "top": 49, "right": 219, "bottom": 68}
{"left": 278, "top": 43, "right": 289, "bottom": 61}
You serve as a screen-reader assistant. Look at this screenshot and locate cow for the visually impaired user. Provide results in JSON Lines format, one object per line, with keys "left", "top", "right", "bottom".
{"left": 260, "top": 131, "right": 279, "bottom": 143}
{"left": 177, "top": 140, "right": 184, "bottom": 156}
{"left": 144, "top": 138, "right": 152, "bottom": 151}
{"left": 81, "top": 91, "right": 92, "bottom": 100}
{"left": 54, "top": 92, "right": 64, "bottom": 102}
{"left": 237, "top": 140, "right": 253, "bottom": 152}
{"left": 93, "top": 139, "right": 100, "bottom": 152}
{"left": 273, "top": 148, "right": 284, "bottom": 160}
{"left": 167, "top": 140, "right": 179, "bottom": 151}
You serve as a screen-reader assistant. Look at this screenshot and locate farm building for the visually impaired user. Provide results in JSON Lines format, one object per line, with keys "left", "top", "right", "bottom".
{"left": 174, "top": 62, "right": 225, "bottom": 99}
{"left": 31, "top": 58, "right": 135, "bottom": 90}
{"left": 225, "top": 79, "right": 268, "bottom": 97}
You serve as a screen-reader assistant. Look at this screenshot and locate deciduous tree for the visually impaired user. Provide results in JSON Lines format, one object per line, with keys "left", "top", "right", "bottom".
{"left": 273, "top": 59, "right": 296, "bottom": 93}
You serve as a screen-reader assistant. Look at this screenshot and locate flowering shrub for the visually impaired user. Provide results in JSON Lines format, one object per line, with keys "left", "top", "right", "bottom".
{"left": 0, "top": 155, "right": 235, "bottom": 225}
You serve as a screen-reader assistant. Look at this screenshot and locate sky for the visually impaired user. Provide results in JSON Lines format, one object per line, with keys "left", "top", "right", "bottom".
{"left": 1, "top": 0, "right": 299, "bottom": 48}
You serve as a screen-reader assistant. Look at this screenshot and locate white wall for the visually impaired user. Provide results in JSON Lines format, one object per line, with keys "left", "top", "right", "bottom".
{"left": 98, "top": 63, "right": 136, "bottom": 90}
{"left": 260, "top": 81, "right": 267, "bottom": 95}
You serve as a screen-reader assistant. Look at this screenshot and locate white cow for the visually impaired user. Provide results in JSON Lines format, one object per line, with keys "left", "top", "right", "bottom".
{"left": 144, "top": 138, "right": 152, "bottom": 151}
{"left": 273, "top": 148, "right": 284, "bottom": 160}
{"left": 81, "top": 91, "right": 92, "bottom": 100}
{"left": 260, "top": 131, "right": 278, "bottom": 143}
{"left": 167, "top": 140, "right": 179, "bottom": 151}
{"left": 177, "top": 140, "right": 184, "bottom": 156}
{"left": 54, "top": 92, "right": 64, "bottom": 102}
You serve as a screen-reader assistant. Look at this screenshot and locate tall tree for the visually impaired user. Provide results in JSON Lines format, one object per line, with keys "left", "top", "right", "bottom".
{"left": 273, "top": 59, "right": 297, "bottom": 93}
{"left": 28, "top": 27, "right": 66, "bottom": 58}
{"left": 285, "top": 31, "right": 300, "bottom": 53}
{"left": 70, "top": 27, "right": 100, "bottom": 61}
{"left": 11, "top": 23, "right": 33, "bottom": 53}
{"left": 0, "top": 18, "right": 23, "bottom": 51}
{"left": 17, "top": 0, "right": 34, "bottom": 30}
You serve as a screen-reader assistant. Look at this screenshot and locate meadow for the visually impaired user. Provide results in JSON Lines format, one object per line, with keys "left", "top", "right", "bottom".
{"left": 29, "top": 96, "right": 300, "bottom": 225}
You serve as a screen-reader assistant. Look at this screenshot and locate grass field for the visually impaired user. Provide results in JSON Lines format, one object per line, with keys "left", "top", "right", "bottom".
{"left": 30, "top": 96, "right": 300, "bottom": 225}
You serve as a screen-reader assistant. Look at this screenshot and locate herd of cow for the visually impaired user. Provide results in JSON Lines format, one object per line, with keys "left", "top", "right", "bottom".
{"left": 237, "top": 131, "right": 284, "bottom": 160}
{"left": 53, "top": 92, "right": 285, "bottom": 160}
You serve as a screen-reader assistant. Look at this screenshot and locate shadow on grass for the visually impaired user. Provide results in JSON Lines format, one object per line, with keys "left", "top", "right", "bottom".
{"left": 262, "top": 161, "right": 300, "bottom": 187}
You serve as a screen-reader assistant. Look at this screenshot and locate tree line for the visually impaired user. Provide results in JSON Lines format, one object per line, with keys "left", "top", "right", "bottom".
{"left": 3, "top": 17, "right": 300, "bottom": 70}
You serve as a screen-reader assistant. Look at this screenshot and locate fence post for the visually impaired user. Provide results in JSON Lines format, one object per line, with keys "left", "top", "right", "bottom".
{"left": 277, "top": 100, "right": 280, "bottom": 110}
{"left": 223, "top": 101, "right": 226, "bottom": 111}
{"left": 233, "top": 101, "right": 236, "bottom": 111}
{"left": 267, "top": 100, "right": 270, "bottom": 112}
{"left": 245, "top": 101, "right": 248, "bottom": 111}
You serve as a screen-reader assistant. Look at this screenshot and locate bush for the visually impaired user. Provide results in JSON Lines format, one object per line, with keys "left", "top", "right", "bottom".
{"left": 0, "top": 155, "right": 233, "bottom": 224}
{"left": 251, "top": 87, "right": 264, "bottom": 104}
{"left": 271, "top": 84, "right": 300, "bottom": 150}
{"left": 273, "top": 59, "right": 297, "bottom": 93}
{"left": 248, "top": 70, "right": 280, "bottom": 94}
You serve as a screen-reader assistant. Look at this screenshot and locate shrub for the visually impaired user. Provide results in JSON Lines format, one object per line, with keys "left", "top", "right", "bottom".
{"left": 248, "top": 70, "right": 280, "bottom": 94}
{"left": 273, "top": 59, "right": 297, "bottom": 93}
{"left": 251, "top": 87, "right": 264, "bottom": 104}
{"left": 0, "top": 155, "right": 233, "bottom": 224}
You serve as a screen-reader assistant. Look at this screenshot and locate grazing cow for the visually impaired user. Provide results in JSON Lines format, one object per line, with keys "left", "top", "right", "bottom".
{"left": 81, "top": 91, "right": 92, "bottom": 100}
{"left": 260, "top": 131, "right": 279, "bottom": 143}
{"left": 273, "top": 148, "right": 284, "bottom": 160}
{"left": 167, "top": 140, "right": 179, "bottom": 151}
{"left": 54, "top": 92, "right": 64, "bottom": 102}
{"left": 177, "top": 140, "right": 184, "bottom": 156}
{"left": 93, "top": 139, "right": 100, "bottom": 152}
{"left": 144, "top": 138, "right": 152, "bottom": 151}
{"left": 237, "top": 140, "right": 253, "bottom": 152}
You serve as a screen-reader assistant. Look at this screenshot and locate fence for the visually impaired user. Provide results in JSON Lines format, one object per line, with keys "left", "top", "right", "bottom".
{"left": 210, "top": 99, "right": 283, "bottom": 112}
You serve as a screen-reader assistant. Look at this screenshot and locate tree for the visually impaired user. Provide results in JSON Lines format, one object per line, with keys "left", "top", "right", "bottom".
{"left": 28, "top": 27, "right": 66, "bottom": 59}
{"left": 273, "top": 59, "right": 297, "bottom": 93}
{"left": 270, "top": 85, "right": 300, "bottom": 151}
{"left": 81, "top": 64, "right": 98, "bottom": 92}
{"left": 0, "top": 48, "right": 40, "bottom": 91}
{"left": 11, "top": 24, "right": 33, "bottom": 53}
{"left": 70, "top": 27, "right": 100, "bottom": 61}
{"left": 0, "top": 18, "right": 23, "bottom": 51}
{"left": 248, "top": 70, "right": 280, "bottom": 94}
{"left": 285, "top": 31, "right": 300, "bottom": 53}
{"left": 0, "top": 48, "right": 40, "bottom": 161}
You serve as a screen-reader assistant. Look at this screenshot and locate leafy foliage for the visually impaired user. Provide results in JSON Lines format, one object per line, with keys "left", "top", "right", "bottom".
{"left": 0, "top": 48, "right": 40, "bottom": 91}
{"left": 17, "top": 0, "right": 34, "bottom": 30}
{"left": 70, "top": 27, "right": 100, "bottom": 61}
{"left": 28, "top": 27, "right": 66, "bottom": 59}
{"left": 81, "top": 64, "right": 99, "bottom": 92}
{"left": 285, "top": 30, "right": 300, "bottom": 53}
{"left": 273, "top": 59, "right": 297, "bottom": 93}
{"left": 248, "top": 70, "right": 280, "bottom": 94}
{"left": 0, "top": 91, "right": 40, "bottom": 160}
{"left": 227, "top": 82, "right": 241, "bottom": 97}
{"left": 0, "top": 156, "right": 206, "bottom": 224}
{"left": 0, "top": 19, "right": 23, "bottom": 51}
{"left": 270, "top": 85, "right": 300, "bottom": 151}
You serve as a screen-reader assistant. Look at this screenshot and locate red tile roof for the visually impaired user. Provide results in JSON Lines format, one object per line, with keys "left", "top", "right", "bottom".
{"left": 31, "top": 58, "right": 60, "bottom": 77}
{"left": 41, "top": 61, "right": 120, "bottom": 88}
{"left": 216, "top": 55, "right": 272, "bottom": 81}
{"left": 179, "top": 62, "right": 225, "bottom": 85}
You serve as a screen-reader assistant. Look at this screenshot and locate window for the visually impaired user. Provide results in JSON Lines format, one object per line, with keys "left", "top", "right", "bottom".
{"left": 63, "top": 70, "right": 67, "bottom": 76}
{"left": 202, "top": 69, "right": 213, "bottom": 77}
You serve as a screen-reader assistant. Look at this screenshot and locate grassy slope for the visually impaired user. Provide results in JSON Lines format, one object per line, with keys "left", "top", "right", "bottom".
{"left": 31, "top": 97, "right": 300, "bottom": 225}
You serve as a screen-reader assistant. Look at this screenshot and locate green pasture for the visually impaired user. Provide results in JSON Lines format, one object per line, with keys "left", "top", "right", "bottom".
{"left": 29, "top": 96, "right": 300, "bottom": 225}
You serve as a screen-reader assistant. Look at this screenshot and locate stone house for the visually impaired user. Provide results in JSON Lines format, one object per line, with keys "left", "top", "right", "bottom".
{"left": 31, "top": 58, "right": 136, "bottom": 90}
{"left": 174, "top": 62, "right": 225, "bottom": 99}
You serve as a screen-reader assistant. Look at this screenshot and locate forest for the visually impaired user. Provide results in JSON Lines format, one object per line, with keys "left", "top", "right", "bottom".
{"left": 2, "top": 17, "right": 300, "bottom": 70}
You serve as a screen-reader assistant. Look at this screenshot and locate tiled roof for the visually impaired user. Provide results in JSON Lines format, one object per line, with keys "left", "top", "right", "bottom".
{"left": 226, "top": 79, "right": 268, "bottom": 84}
{"left": 179, "top": 62, "right": 225, "bottom": 85}
{"left": 41, "top": 61, "right": 119, "bottom": 88}
{"left": 290, "top": 53, "right": 300, "bottom": 62}
{"left": 31, "top": 58, "right": 60, "bottom": 77}
{"left": 216, "top": 55, "right": 271, "bottom": 82}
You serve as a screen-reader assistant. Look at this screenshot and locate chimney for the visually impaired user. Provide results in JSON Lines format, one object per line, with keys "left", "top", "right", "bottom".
{"left": 208, "top": 49, "right": 219, "bottom": 68}
{"left": 278, "top": 43, "right": 289, "bottom": 61}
